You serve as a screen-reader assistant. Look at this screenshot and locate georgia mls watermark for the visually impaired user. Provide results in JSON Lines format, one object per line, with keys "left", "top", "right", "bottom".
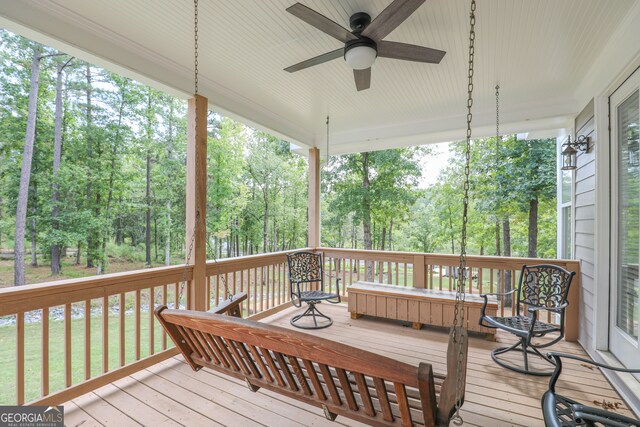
{"left": 0, "top": 406, "right": 63, "bottom": 427}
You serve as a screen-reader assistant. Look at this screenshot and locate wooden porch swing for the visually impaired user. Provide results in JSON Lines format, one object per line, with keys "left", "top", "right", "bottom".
{"left": 156, "top": 0, "right": 478, "bottom": 425}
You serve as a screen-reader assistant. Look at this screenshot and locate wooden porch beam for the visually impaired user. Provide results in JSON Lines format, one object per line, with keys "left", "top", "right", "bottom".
{"left": 308, "top": 147, "right": 321, "bottom": 248}
{"left": 186, "top": 94, "right": 208, "bottom": 311}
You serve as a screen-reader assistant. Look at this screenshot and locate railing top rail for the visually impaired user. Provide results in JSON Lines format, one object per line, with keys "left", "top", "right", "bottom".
{"left": 0, "top": 264, "right": 192, "bottom": 316}
{"left": 0, "top": 264, "right": 191, "bottom": 299}
{"left": 315, "top": 247, "right": 579, "bottom": 269}
{"left": 205, "top": 248, "right": 312, "bottom": 274}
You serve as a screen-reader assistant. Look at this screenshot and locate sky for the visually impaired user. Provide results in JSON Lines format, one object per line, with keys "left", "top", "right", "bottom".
{"left": 419, "top": 142, "right": 452, "bottom": 188}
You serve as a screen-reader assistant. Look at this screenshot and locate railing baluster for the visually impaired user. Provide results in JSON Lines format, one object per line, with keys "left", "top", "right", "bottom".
{"left": 253, "top": 268, "right": 257, "bottom": 315}
{"left": 17, "top": 312, "right": 24, "bottom": 405}
{"left": 149, "top": 287, "right": 155, "bottom": 356}
{"left": 206, "top": 276, "right": 211, "bottom": 311}
{"left": 277, "top": 263, "right": 282, "bottom": 306}
{"left": 404, "top": 263, "right": 408, "bottom": 287}
{"left": 216, "top": 274, "right": 221, "bottom": 307}
{"left": 387, "top": 261, "right": 392, "bottom": 284}
{"left": 119, "top": 293, "right": 125, "bottom": 366}
{"left": 174, "top": 282, "right": 179, "bottom": 309}
{"left": 266, "top": 265, "right": 270, "bottom": 310}
{"left": 135, "top": 289, "right": 141, "bottom": 361}
{"left": 42, "top": 307, "right": 49, "bottom": 396}
{"left": 103, "top": 296, "right": 109, "bottom": 373}
{"left": 395, "top": 262, "right": 399, "bottom": 285}
{"left": 342, "top": 258, "right": 346, "bottom": 290}
{"left": 65, "top": 303, "right": 72, "bottom": 387}
{"left": 85, "top": 299, "right": 91, "bottom": 380}
{"left": 162, "top": 284, "right": 168, "bottom": 350}
{"left": 490, "top": 269, "right": 494, "bottom": 294}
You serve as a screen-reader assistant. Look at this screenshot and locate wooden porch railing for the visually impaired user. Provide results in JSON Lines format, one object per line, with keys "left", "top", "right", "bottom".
{"left": 0, "top": 247, "right": 580, "bottom": 407}
{"left": 318, "top": 248, "right": 580, "bottom": 340}
{"left": 0, "top": 250, "right": 305, "bottom": 407}
{"left": 205, "top": 249, "right": 309, "bottom": 321}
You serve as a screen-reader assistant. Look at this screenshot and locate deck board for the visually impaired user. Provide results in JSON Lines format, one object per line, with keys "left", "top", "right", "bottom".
{"left": 64, "top": 304, "right": 633, "bottom": 426}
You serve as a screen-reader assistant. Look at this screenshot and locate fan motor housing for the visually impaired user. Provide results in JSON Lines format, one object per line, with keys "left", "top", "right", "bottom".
{"left": 349, "top": 12, "right": 371, "bottom": 32}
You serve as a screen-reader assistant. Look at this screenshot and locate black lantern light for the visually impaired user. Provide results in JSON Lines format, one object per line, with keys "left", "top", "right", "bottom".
{"left": 561, "top": 135, "right": 591, "bottom": 171}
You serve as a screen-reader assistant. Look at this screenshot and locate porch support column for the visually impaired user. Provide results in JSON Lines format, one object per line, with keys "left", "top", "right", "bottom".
{"left": 186, "top": 94, "right": 208, "bottom": 311}
{"left": 308, "top": 147, "right": 321, "bottom": 248}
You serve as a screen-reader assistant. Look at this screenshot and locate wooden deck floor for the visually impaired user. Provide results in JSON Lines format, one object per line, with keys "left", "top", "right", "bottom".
{"left": 63, "top": 304, "right": 633, "bottom": 427}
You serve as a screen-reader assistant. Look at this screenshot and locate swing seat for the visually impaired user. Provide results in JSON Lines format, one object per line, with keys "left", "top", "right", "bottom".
{"left": 155, "top": 302, "right": 469, "bottom": 427}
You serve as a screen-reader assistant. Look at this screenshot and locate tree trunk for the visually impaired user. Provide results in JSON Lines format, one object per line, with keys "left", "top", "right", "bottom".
{"left": 30, "top": 216, "right": 37, "bottom": 267}
{"left": 165, "top": 201, "right": 171, "bottom": 266}
{"left": 154, "top": 210, "right": 158, "bottom": 261}
{"left": 447, "top": 205, "right": 455, "bottom": 254}
{"left": 51, "top": 60, "right": 65, "bottom": 275}
{"left": 502, "top": 218, "right": 512, "bottom": 306}
{"left": 235, "top": 217, "right": 240, "bottom": 257}
{"left": 380, "top": 226, "right": 386, "bottom": 251}
{"left": 262, "top": 187, "right": 269, "bottom": 254}
{"left": 30, "top": 180, "right": 38, "bottom": 267}
{"left": 85, "top": 65, "right": 97, "bottom": 268}
{"left": 388, "top": 219, "right": 393, "bottom": 251}
{"left": 361, "top": 152, "right": 373, "bottom": 280}
{"left": 528, "top": 198, "right": 538, "bottom": 258}
{"left": 495, "top": 220, "right": 501, "bottom": 256}
{"left": 145, "top": 91, "right": 152, "bottom": 266}
{"left": 75, "top": 241, "right": 81, "bottom": 265}
{"left": 14, "top": 45, "right": 42, "bottom": 286}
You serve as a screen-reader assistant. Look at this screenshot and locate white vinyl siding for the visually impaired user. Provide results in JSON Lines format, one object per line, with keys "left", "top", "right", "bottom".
{"left": 574, "top": 101, "right": 596, "bottom": 350}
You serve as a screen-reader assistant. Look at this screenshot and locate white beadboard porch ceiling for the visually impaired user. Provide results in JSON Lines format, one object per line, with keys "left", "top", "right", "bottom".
{"left": 0, "top": 0, "right": 637, "bottom": 153}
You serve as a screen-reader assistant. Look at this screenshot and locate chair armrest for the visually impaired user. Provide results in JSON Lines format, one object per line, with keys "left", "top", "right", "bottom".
{"left": 528, "top": 302, "right": 568, "bottom": 314}
{"left": 480, "top": 289, "right": 517, "bottom": 298}
{"left": 572, "top": 404, "right": 640, "bottom": 427}
{"left": 479, "top": 290, "right": 514, "bottom": 323}
{"left": 547, "top": 352, "right": 640, "bottom": 374}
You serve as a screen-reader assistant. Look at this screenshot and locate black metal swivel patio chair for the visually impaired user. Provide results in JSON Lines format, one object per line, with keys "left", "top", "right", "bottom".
{"left": 479, "top": 264, "right": 575, "bottom": 376}
{"left": 286, "top": 251, "right": 341, "bottom": 329}
{"left": 542, "top": 352, "right": 640, "bottom": 426}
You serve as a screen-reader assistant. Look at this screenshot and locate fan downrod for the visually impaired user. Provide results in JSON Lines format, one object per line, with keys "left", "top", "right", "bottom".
{"left": 349, "top": 12, "right": 371, "bottom": 33}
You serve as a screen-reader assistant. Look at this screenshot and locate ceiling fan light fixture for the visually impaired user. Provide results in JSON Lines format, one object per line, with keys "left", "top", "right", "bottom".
{"left": 344, "top": 39, "right": 377, "bottom": 70}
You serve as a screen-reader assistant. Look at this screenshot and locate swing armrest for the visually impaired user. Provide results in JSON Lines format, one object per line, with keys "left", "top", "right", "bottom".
{"left": 209, "top": 292, "right": 248, "bottom": 317}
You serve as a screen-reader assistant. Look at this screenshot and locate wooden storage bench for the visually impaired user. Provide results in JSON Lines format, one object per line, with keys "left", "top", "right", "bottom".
{"left": 347, "top": 281, "right": 498, "bottom": 335}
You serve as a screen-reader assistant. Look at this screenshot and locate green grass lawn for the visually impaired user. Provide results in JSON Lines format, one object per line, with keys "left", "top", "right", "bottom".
{"left": 0, "top": 310, "right": 172, "bottom": 405}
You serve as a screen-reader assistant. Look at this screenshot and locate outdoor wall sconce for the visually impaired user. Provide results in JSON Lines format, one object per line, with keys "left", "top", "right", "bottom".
{"left": 561, "top": 135, "right": 591, "bottom": 170}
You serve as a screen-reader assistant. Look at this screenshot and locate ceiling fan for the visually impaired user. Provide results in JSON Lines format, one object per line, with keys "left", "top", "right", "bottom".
{"left": 284, "top": 0, "right": 446, "bottom": 91}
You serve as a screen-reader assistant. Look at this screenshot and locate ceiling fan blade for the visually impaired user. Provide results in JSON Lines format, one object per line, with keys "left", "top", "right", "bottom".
{"left": 284, "top": 48, "right": 344, "bottom": 73}
{"left": 287, "top": 3, "right": 357, "bottom": 43}
{"left": 377, "top": 41, "right": 446, "bottom": 63}
{"left": 362, "top": 0, "right": 425, "bottom": 41}
{"left": 353, "top": 68, "right": 371, "bottom": 91}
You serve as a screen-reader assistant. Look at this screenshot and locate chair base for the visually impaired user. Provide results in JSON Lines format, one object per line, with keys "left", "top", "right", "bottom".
{"left": 290, "top": 302, "right": 333, "bottom": 329}
{"left": 491, "top": 338, "right": 556, "bottom": 376}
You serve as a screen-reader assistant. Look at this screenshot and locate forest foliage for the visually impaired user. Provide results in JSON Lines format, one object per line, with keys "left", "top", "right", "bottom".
{"left": 0, "top": 30, "right": 559, "bottom": 286}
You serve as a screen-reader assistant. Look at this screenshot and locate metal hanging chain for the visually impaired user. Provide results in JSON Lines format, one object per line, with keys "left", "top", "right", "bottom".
{"left": 326, "top": 115, "right": 330, "bottom": 164}
{"left": 191, "top": 0, "right": 232, "bottom": 302}
{"left": 179, "top": 0, "right": 201, "bottom": 306}
{"left": 451, "top": 0, "right": 476, "bottom": 424}
{"left": 495, "top": 84, "right": 500, "bottom": 143}
{"left": 194, "top": 0, "right": 199, "bottom": 95}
